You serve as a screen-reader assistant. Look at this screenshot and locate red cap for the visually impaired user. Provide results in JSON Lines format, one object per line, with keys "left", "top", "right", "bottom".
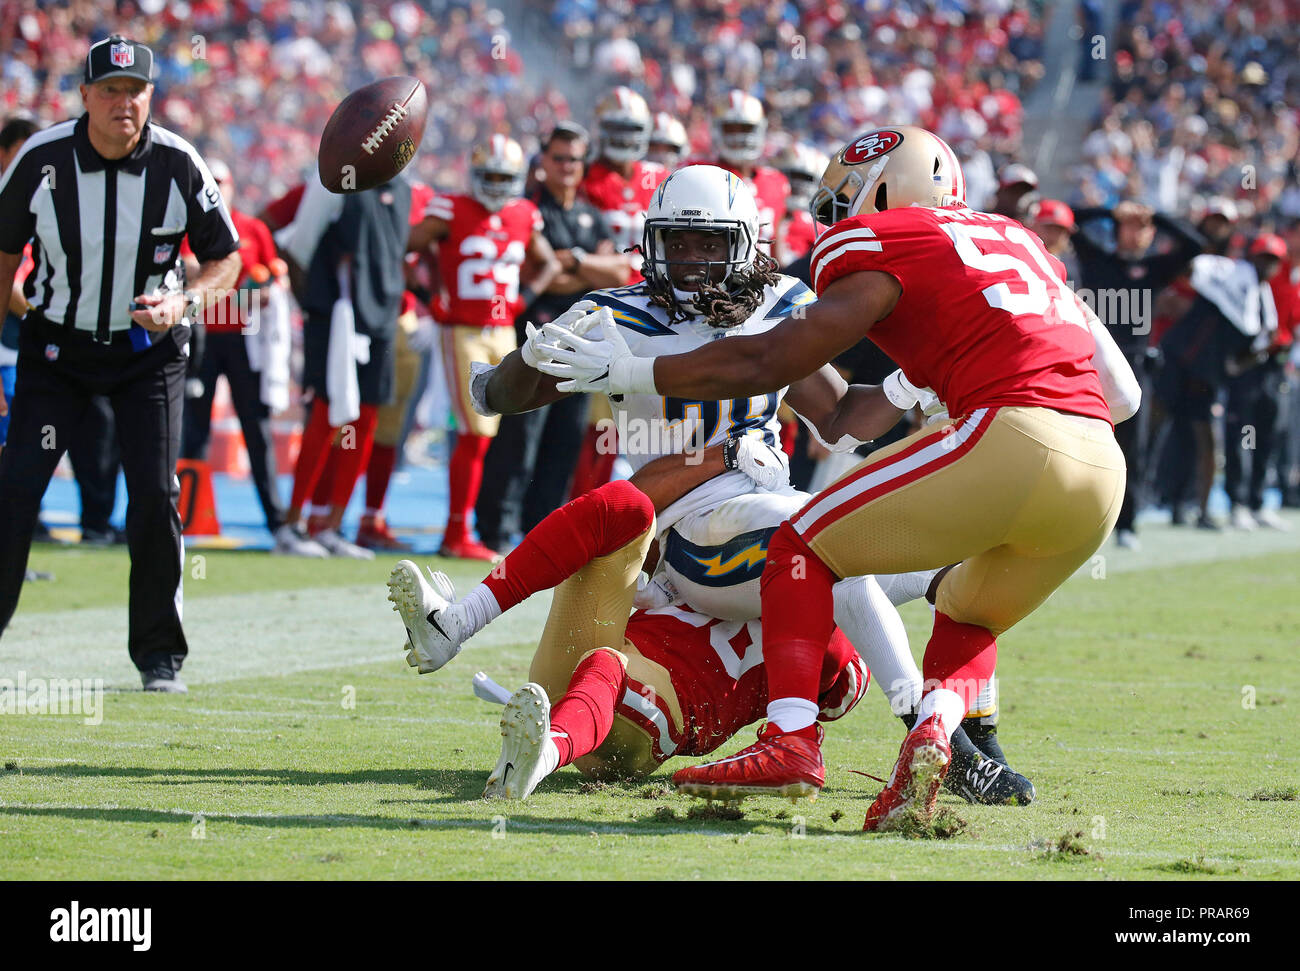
{"left": 1034, "top": 198, "right": 1075, "bottom": 230}
{"left": 1249, "top": 233, "right": 1287, "bottom": 258}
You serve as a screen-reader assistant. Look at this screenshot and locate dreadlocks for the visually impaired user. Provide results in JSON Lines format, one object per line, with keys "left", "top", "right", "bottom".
{"left": 643, "top": 248, "right": 783, "bottom": 329}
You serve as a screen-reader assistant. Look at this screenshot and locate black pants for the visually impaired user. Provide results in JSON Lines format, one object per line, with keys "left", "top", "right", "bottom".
{"left": 0, "top": 317, "right": 190, "bottom": 673}
{"left": 1224, "top": 363, "right": 1282, "bottom": 511}
{"left": 1114, "top": 352, "right": 1153, "bottom": 532}
{"left": 182, "top": 330, "right": 286, "bottom": 531}
{"left": 475, "top": 393, "right": 588, "bottom": 547}
{"left": 67, "top": 394, "right": 120, "bottom": 533}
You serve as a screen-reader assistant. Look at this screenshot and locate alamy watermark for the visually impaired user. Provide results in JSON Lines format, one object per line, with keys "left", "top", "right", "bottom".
{"left": 0, "top": 672, "right": 104, "bottom": 725}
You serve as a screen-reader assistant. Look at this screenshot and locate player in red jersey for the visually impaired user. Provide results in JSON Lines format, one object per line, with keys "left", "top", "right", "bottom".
{"left": 581, "top": 88, "right": 667, "bottom": 282}
{"left": 772, "top": 142, "right": 828, "bottom": 266}
{"left": 645, "top": 112, "right": 688, "bottom": 171}
{"left": 706, "top": 90, "right": 790, "bottom": 254}
{"left": 387, "top": 444, "right": 869, "bottom": 799}
{"left": 408, "top": 135, "right": 561, "bottom": 560}
{"left": 536, "top": 126, "right": 1141, "bottom": 829}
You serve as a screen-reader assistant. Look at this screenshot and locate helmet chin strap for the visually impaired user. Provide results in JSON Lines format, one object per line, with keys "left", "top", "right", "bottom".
{"left": 850, "top": 155, "right": 891, "bottom": 216}
{"left": 671, "top": 286, "right": 706, "bottom": 311}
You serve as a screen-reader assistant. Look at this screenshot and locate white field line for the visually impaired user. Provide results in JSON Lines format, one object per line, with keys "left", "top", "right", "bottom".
{"left": 0, "top": 802, "right": 1296, "bottom": 869}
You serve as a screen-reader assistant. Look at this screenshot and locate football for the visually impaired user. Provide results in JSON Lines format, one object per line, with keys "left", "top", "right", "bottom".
{"left": 317, "top": 75, "right": 428, "bottom": 193}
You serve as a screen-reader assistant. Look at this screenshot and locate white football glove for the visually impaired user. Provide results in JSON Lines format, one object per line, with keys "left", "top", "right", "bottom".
{"left": 633, "top": 571, "right": 680, "bottom": 610}
{"left": 881, "top": 369, "right": 925, "bottom": 410}
{"left": 520, "top": 299, "right": 597, "bottom": 369}
{"left": 536, "top": 307, "right": 657, "bottom": 395}
{"left": 724, "top": 434, "right": 791, "bottom": 491}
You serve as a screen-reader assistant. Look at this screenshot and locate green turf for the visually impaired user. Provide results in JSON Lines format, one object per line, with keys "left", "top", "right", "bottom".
{"left": 2, "top": 518, "right": 1298, "bottom": 880}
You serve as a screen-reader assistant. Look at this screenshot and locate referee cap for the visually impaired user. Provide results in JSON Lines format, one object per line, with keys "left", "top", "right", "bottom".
{"left": 85, "top": 34, "right": 154, "bottom": 84}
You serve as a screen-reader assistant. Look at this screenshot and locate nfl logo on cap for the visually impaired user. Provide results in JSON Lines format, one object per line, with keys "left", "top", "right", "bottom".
{"left": 110, "top": 41, "right": 134, "bottom": 68}
{"left": 45, "top": 344, "right": 60, "bottom": 362}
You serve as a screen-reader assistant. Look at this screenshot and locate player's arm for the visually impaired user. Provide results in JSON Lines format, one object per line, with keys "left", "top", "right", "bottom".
{"left": 407, "top": 213, "right": 448, "bottom": 252}
{"left": 551, "top": 242, "right": 631, "bottom": 293}
{"left": 649, "top": 270, "right": 900, "bottom": 398}
{"left": 785, "top": 364, "right": 911, "bottom": 450}
{"left": 629, "top": 444, "right": 730, "bottom": 512}
{"left": 5, "top": 251, "right": 27, "bottom": 317}
{"left": 482, "top": 348, "right": 571, "bottom": 415}
{"left": 1076, "top": 293, "right": 1141, "bottom": 422}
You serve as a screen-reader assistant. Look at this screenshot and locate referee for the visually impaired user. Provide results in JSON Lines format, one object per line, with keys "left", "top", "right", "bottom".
{"left": 0, "top": 35, "right": 241, "bottom": 692}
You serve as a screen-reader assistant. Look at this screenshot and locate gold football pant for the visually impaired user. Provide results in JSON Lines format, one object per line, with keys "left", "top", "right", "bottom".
{"left": 439, "top": 323, "right": 515, "bottom": 437}
{"left": 792, "top": 406, "right": 1126, "bottom": 637}
{"left": 527, "top": 512, "right": 678, "bottom": 780}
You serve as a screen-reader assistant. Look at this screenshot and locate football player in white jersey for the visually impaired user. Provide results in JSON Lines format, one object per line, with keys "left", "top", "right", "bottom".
{"left": 387, "top": 165, "right": 1034, "bottom": 804}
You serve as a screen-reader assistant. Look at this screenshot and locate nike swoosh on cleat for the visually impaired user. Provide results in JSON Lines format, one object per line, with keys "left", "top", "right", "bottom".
{"left": 427, "top": 612, "right": 450, "bottom": 639}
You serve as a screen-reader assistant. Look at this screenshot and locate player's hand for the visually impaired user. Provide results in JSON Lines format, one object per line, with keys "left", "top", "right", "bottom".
{"left": 725, "top": 434, "right": 790, "bottom": 491}
{"left": 521, "top": 299, "right": 596, "bottom": 370}
{"left": 130, "top": 292, "right": 186, "bottom": 332}
{"left": 537, "top": 307, "right": 654, "bottom": 394}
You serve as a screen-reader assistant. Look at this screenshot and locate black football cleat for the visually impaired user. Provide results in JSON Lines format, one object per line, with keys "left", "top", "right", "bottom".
{"left": 945, "top": 749, "right": 1035, "bottom": 805}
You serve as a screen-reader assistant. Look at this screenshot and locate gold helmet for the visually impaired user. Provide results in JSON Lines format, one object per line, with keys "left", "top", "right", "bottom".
{"left": 811, "top": 126, "right": 965, "bottom": 226}
{"left": 773, "top": 142, "right": 830, "bottom": 210}
{"left": 712, "top": 89, "right": 766, "bottom": 164}
{"left": 594, "top": 86, "right": 652, "bottom": 163}
{"left": 469, "top": 135, "right": 527, "bottom": 211}
{"left": 646, "top": 111, "right": 688, "bottom": 168}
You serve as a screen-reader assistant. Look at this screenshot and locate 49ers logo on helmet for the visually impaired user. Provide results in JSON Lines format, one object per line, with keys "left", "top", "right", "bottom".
{"left": 843, "top": 130, "right": 902, "bottom": 164}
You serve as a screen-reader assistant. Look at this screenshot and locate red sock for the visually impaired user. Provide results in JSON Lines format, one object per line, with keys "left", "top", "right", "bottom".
{"left": 550, "top": 648, "right": 628, "bottom": 767}
{"left": 818, "top": 627, "right": 857, "bottom": 694}
{"left": 445, "top": 433, "right": 491, "bottom": 543}
{"left": 760, "top": 521, "right": 838, "bottom": 705}
{"left": 330, "top": 404, "right": 379, "bottom": 510}
{"left": 311, "top": 448, "right": 337, "bottom": 510}
{"left": 365, "top": 443, "right": 398, "bottom": 513}
{"left": 483, "top": 479, "right": 654, "bottom": 612}
{"left": 290, "top": 398, "right": 333, "bottom": 514}
{"left": 922, "top": 611, "right": 998, "bottom": 709}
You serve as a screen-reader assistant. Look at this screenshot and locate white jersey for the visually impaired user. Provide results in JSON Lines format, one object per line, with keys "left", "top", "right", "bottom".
{"left": 583, "top": 273, "right": 815, "bottom": 543}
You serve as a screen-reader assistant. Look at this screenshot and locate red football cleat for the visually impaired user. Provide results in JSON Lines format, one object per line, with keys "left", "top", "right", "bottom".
{"left": 439, "top": 535, "right": 503, "bottom": 563}
{"left": 862, "top": 713, "right": 951, "bottom": 832}
{"left": 356, "top": 515, "right": 412, "bottom": 551}
{"left": 673, "top": 723, "right": 825, "bottom": 801}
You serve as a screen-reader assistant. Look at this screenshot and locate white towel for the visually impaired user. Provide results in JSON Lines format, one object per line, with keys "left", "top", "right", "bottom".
{"left": 1190, "top": 254, "right": 1278, "bottom": 338}
{"left": 246, "top": 283, "right": 292, "bottom": 413}
{"left": 326, "top": 260, "right": 363, "bottom": 428}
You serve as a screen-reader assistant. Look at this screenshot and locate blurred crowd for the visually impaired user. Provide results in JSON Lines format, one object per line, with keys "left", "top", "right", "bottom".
{"left": 1071, "top": 0, "right": 1300, "bottom": 229}
{"left": 1, "top": 0, "right": 573, "bottom": 211}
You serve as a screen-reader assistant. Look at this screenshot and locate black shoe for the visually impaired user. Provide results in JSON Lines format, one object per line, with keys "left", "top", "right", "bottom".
{"left": 1195, "top": 513, "right": 1221, "bottom": 531}
{"left": 946, "top": 749, "right": 1036, "bottom": 805}
{"left": 963, "top": 719, "right": 1009, "bottom": 765}
{"left": 140, "top": 668, "right": 187, "bottom": 693}
{"left": 1170, "top": 505, "right": 1187, "bottom": 526}
{"left": 80, "top": 526, "right": 124, "bottom": 546}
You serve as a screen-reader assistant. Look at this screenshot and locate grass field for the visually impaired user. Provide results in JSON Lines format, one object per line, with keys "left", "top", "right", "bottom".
{"left": 2, "top": 515, "right": 1298, "bottom": 880}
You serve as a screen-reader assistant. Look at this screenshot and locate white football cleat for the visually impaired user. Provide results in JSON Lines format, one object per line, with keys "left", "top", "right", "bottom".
{"left": 387, "top": 560, "right": 465, "bottom": 673}
{"left": 483, "top": 683, "right": 554, "bottom": 800}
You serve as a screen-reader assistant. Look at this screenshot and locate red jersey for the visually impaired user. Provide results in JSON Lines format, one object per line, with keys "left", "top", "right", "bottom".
{"left": 581, "top": 159, "right": 667, "bottom": 280}
{"left": 182, "top": 209, "right": 277, "bottom": 333}
{"left": 262, "top": 183, "right": 306, "bottom": 232}
{"left": 714, "top": 161, "right": 789, "bottom": 251}
{"left": 810, "top": 205, "right": 1111, "bottom": 423}
{"left": 1270, "top": 257, "right": 1298, "bottom": 349}
{"left": 774, "top": 208, "right": 818, "bottom": 266}
{"left": 426, "top": 192, "right": 541, "bottom": 327}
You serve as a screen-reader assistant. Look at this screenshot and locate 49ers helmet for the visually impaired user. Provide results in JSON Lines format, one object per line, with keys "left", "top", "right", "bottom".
{"left": 647, "top": 111, "right": 688, "bottom": 168}
{"left": 811, "top": 126, "right": 965, "bottom": 226}
{"left": 774, "top": 142, "right": 830, "bottom": 210}
{"left": 712, "top": 89, "right": 767, "bottom": 164}
{"left": 595, "top": 87, "right": 652, "bottom": 163}
{"left": 469, "top": 135, "right": 527, "bottom": 211}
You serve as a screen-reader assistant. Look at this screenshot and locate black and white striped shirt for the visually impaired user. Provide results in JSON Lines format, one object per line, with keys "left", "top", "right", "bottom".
{"left": 0, "top": 114, "right": 240, "bottom": 342}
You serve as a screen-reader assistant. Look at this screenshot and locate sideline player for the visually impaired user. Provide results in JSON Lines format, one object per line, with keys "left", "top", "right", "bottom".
{"left": 407, "top": 136, "right": 561, "bottom": 560}
{"left": 704, "top": 91, "right": 789, "bottom": 255}
{"left": 772, "top": 142, "right": 828, "bottom": 266}
{"left": 536, "top": 128, "right": 1141, "bottom": 829}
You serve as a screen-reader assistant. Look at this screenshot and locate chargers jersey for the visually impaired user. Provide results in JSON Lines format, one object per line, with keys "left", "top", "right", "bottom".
{"left": 578, "top": 273, "right": 815, "bottom": 618}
